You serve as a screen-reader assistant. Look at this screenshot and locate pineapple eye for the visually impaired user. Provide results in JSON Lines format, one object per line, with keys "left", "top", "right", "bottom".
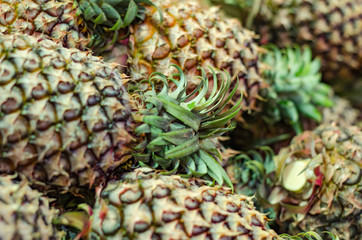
{"left": 101, "top": 205, "right": 122, "bottom": 235}
{"left": 134, "top": 220, "right": 151, "bottom": 232}
{"left": 120, "top": 189, "right": 143, "bottom": 204}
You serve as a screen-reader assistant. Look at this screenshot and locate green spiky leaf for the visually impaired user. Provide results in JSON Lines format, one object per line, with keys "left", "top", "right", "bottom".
{"left": 131, "top": 65, "right": 239, "bottom": 188}
{"left": 261, "top": 45, "right": 334, "bottom": 134}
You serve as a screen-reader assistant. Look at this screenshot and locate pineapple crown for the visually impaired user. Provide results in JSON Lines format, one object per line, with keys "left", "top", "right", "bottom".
{"left": 228, "top": 146, "right": 275, "bottom": 196}
{"left": 280, "top": 231, "right": 341, "bottom": 240}
{"left": 260, "top": 45, "right": 334, "bottom": 134}
{"left": 226, "top": 146, "right": 277, "bottom": 220}
{"left": 75, "top": 0, "right": 161, "bottom": 49}
{"left": 131, "top": 65, "right": 242, "bottom": 188}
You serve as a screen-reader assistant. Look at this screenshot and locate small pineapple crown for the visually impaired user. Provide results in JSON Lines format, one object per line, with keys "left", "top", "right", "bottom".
{"left": 75, "top": 0, "right": 159, "bottom": 48}
{"left": 260, "top": 45, "right": 334, "bottom": 134}
{"left": 272, "top": 124, "right": 361, "bottom": 186}
{"left": 226, "top": 146, "right": 277, "bottom": 220}
{"left": 227, "top": 146, "right": 275, "bottom": 196}
{"left": 280, "top": 231, "right": 341, "bottom": 240}
{"left": 131, "top": 65, "right": 242, "bottom": 188}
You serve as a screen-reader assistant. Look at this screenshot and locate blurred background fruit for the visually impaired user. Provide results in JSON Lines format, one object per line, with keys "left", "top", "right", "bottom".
{"left": 207, "top": 0, "right": 362, "bottom": 82}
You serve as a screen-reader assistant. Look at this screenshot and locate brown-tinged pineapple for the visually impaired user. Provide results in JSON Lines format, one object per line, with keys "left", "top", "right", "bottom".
{"left": 260, "top": 124, "right": 362, "bottom": 239}
{"left": 0, "top": 0, "right": 92, "bottom": 50}
{"left": 209, "top": 0, "right": 362, "bottom": 81}
{"left": 303, "top": 96, "right": 361, "bottom": 130}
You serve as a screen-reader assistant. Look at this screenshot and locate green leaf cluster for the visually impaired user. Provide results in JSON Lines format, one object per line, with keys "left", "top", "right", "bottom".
{"left": 229, "top": 146, "right": 275, "bottom": 195}
{"left": 226, "top": 146, "right": 277, "bottom": 221}
{"left": 131, "top": 65, "right": 241, "bottom": 189}
{"left": 76, "top": 0, "right": 159, "bottom": 48}
{"left": 280, "top": 231, "right": 340, "bottom": 240}
{"left": 261, "top": 45, "right": 334, "bottom": 134}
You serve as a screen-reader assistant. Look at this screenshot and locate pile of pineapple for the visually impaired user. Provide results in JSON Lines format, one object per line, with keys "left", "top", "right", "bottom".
{"left": 0, "top": 0, "right": 360, "bottom": 239}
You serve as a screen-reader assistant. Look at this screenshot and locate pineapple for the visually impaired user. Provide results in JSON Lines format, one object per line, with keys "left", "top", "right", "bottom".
{"left": 0, "top": 175, "right": 61, "bottom": 239}
{"left": 258, "top": 124, "right": 362, "bottom": 239}
{"left": 0, "top": 33, "right": 238, "bottom": 191}
{"left": 58, "top": 167, "right": 279, "bottom": 239}
{"left": 103, "top": 0, "right": 266, "bottom": 119}
{"left": 208, "top": 0, "right": 362, "bottom": 81}
{"left": 225, "top": 97, "right": 360, "bottom": 194}
{"left": 224, "top": 98, "right": 360, "bottom": 229}
{"left": 0, "top": 0, "right": 152, "bottom": 52}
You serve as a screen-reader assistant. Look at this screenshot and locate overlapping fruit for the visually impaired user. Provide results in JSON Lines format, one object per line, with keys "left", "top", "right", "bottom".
{"left": 0, "top": 0, "right": 360, "bottom": 239}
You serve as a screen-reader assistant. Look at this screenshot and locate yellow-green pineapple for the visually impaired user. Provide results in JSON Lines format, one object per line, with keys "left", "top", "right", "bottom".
{"left": 103, "top": 0, "right": 266, "bottom": 120}
{"left": 58, "top": 167, "right": 279, "bottom": 239}
{"left": 58, "top": 168, "right": 343, "bottom": 239}
{"left": 0, "top": 176, "right": 61, "bottom": 240}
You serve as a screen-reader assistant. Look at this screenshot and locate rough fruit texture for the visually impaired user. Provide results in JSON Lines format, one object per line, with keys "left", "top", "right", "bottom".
{"left": 301, "top": 96, "right": 361, "bottom": 133}
{"left": 210, "top": 0, "right": 362, "bottom": 81}
{"left": 258, "top": 0, "right": 362, "bottom": 80}
{"left": 0, "top": 176, "right": 60, "bottom": 240}
{"left": 85, "top": 168, "right": 278, "bottom": 239}
{"left": 0, "top": 0, "right": 91, "bottom": 50}
{"left": 120, "top": 0, "right": 265, "bottom": 117}
{"left": 261, "top": 124, "right": 362, "bottom": 239}
{"left": 0, "top": 33, "right": 134, "bottom": 190}
{"left": 315, "top": 97, "right": 359, "bottom": 127}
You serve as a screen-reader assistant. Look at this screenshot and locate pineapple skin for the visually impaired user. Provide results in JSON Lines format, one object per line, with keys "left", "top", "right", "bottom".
{"left": 210, "top": 0, "right": 362, "bottom": 81}
{"left": 0, "top": 176, "right": 60, "bottom": 240}
{"left": 302, "top": 96, "right": 361, "bottom": 130}
{"left": 82, "top": 168, "right": 278, "bottom": 239}
{"left": 0, "top": 33, "right": 135, "bottom": 190}
{"left": 262, "top": 124, "right": 362, "bottom": 239}
{"left": 0, "top": 0, "right": 91, "bottom": 50}
{"left": 105, "top": 0, "right": 266, "bottom": 118}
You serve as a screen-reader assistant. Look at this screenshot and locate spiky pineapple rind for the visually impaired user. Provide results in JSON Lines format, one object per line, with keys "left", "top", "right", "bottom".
{"left": 0, "top": 176, "right": 61, "bottom": 239}
{"left": 57, "top": 167, "right": 278, "bottom": 239}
